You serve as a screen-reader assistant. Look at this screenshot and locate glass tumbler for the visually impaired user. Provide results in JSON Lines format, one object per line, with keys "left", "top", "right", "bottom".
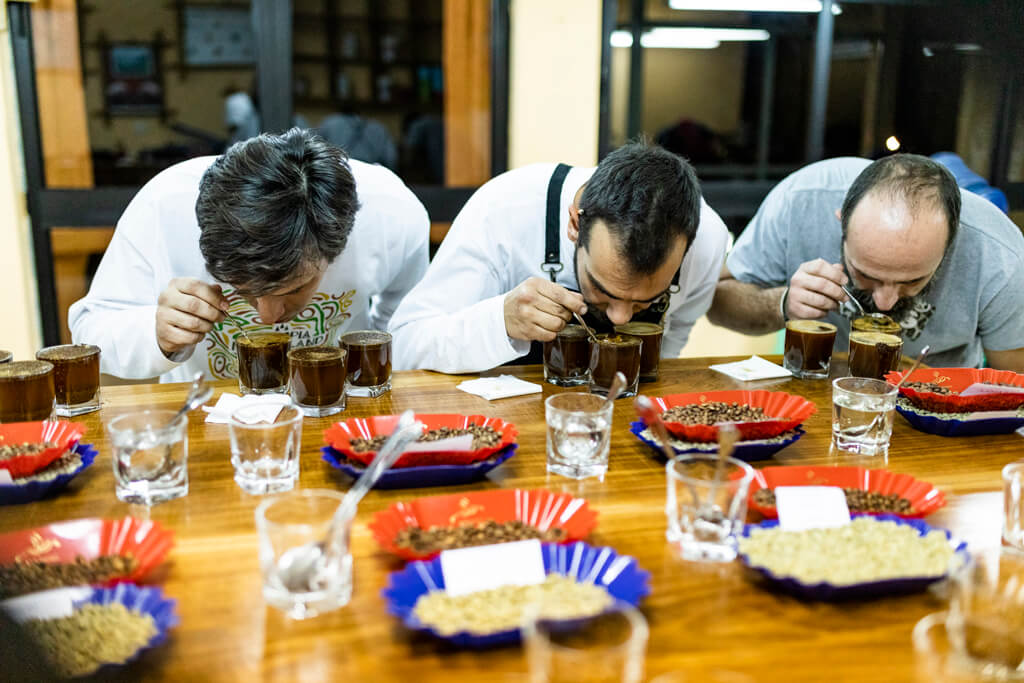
{"left": 831, "top": 377, "right": 898, "bottom": 458}
{"left": 544, "top": 392, "right": 614, "bottom": 480}
{"left": 229, "top": 404, "right": 303, "bottom": 495}
{"left": 107, "top": 409, "right": 189, "bottom": 505}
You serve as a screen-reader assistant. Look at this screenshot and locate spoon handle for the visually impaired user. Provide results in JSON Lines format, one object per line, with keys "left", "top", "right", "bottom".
{"left": 573, "top": 312, "right": 600, "bottom": 343}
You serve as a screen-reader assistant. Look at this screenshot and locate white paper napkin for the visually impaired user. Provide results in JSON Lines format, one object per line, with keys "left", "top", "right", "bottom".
{"left": 960, "top": 382, "right": 1024, "bottom": 397}
{"left": 203, "top": 393, "right": 291, "bottom": 424}
{"left": 456, "top": 375, "right": 542, "bottom": 400}
{"left": 709, "top": 355, "right": 793, "bottom": 381}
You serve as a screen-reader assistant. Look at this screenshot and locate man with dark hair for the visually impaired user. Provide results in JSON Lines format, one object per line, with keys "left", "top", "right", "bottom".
{"left": 70, "top": 128, "right": 429, "bottom": 382}
{"left": 389, "top": 142, "right": 729, "bottom": 373}
{"left": 709, "top": 154, "right": 1024, "bottom": 371}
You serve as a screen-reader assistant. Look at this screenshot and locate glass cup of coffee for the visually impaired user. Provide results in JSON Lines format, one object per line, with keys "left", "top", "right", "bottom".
{"left": 543, "top": 325, "right": 591, "bottom": 386}
{"left": 0, "top": 360, "right": 55, "bottom": 423}
{"left": 615, "top": 322, "right": 663, "bottom": 383}
{"left": 288, "top": 346, "right": 347, "bottom": 417}
{"left": 237, "top": 332, "right": 291, "bottom": 395}
{"left": 783, "top": 320, "right": 838, "bottom": 379}
{"left": 589, "top": 334, "right": 642, "bottom": 398}
{"left": 848, "top": 331, "right": 903, "bottom": 380}
{"left": 341, "top": 330, "right": 392, "bottom": 398}
{"left": 35, "top": 344, "right": 101, "bottom": 416}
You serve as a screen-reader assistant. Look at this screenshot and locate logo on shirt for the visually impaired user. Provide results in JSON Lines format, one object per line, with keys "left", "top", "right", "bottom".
{"left": 204, "top": 289, "right": 355, "bottom": 379}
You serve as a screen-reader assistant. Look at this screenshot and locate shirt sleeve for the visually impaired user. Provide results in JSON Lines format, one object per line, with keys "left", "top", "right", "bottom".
{"left": 724, "top": 178, "right": 794, "bottom": 287}
{"left": 389, "top": 186, "right": 531, "bottom": 373}
{"left": 67, "top": 193, "right": 184, "bottom": 380}
{"left": 979, "top": 262, "right": 1024, "bottom": 352}
{"left": 366, "top": 193, "right": 430, "bottom": 331}
{"left": 662, "top": 201, "right": 730, "bottom": 357}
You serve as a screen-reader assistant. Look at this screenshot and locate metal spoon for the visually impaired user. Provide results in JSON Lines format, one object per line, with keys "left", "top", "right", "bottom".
{"left": 165, "top": 372, "right": 213, "bottom": 429}
{"left": 708, "top": 422, "right": 740, "bottom": 508}
{"left": 572, "top": 312, "right": 600, "bottom": 344}
{"left": 862, "top": 345, "right": 930, "bottom": 438}
{"left": 840, "top": 285, "right": 866, "bottom": 317}
{"left": 605, "top": 371, "right": 628, "bottom": 403}
{"left": 223, "top": 311, "right": 253, "bottom": 343}
{"left": 633, "top": 395, "right": 676, "bottom": 462}
{"left": 277, "top": 410, "right": 424, "bottom": 592}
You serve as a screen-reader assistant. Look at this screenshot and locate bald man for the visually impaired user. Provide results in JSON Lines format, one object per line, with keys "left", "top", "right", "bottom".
{"left": 708, "top": 154, "right": 1024, "bottom": 372}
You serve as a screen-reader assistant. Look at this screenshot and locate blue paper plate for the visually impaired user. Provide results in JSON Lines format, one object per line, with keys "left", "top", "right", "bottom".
{"left": 321, "top": 444, "right": 518, "bottom": 489}
{"left": 77, "top": 583, "right": 178, "bottom": 671}
{"left": 0, "top": 442, "right": 97, "bottom": 506}
{"left": 896, "top": 401, "right": 1024, "bottom": 437}
{"left": 383, "top": 541, "right": 651, "bottom": 648}
{"left": 738, "top": 515, "right": 968, "bottom": 601}
{"left": 629, "top": 421, "right": 804, "bottom": 462}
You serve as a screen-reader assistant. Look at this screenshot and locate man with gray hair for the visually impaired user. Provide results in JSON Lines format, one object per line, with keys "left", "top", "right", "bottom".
{"left": 709, "top": 154, "right": 1024, "bottom": 371}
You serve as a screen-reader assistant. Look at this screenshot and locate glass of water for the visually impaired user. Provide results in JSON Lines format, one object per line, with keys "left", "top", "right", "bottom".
{"left": 665, "top": 453, "right": 754, "bottom": 562}
{"left": 254, "top": 489, "right": 353, "bottom": 620}
{"left": 831, "top": 377, "right": 899, "bottom": 457}
{"left": 1003, "top": 461, "right": 1024, "bottom": 550}
{"left": 544, "top": 392, "right": 614, "bottom": 480}
{"left": 229, "top": 404, "right": 303, "bottom": 495}
{"left": 107, "top": 410, "right": 189, "bottom": 505}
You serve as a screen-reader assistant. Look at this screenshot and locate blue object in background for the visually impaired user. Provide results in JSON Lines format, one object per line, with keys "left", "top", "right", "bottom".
{"left": 931, "top": 152, "right": 1009, "bottom": 215}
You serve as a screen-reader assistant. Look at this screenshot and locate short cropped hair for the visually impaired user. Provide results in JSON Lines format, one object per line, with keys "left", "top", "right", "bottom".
{"left": 197, "top": 127, "right": 360, "bottom": 294}
{"left": 578, "top": 142, "right": 702, "bottom": 275}
{"left": 841, "top": 153, "right": 961, "bottom": 251}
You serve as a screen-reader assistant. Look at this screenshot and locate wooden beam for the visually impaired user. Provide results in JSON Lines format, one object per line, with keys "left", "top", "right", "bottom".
{"left": 443, "top": 0, "right": 491, "bottom": 186}
{"left": 50, "top": 226, "right": 113, "bottom": 344}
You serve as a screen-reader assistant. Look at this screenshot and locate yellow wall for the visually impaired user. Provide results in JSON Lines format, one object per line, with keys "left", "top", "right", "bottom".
{"left": 508, "top": 0, "right": 601, "bottom": 168}
{"left": 0, "top": 9, "right": 43, "bottom": 358}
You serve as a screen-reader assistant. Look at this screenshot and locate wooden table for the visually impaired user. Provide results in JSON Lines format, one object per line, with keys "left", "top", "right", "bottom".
{"left": 2, "top": 356, "right": 1019, "bottom": 682}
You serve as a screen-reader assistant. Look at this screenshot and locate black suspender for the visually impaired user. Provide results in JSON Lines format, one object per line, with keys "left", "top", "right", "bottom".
{"left": 542, "top": 163, "right": 571, "bottom": 282}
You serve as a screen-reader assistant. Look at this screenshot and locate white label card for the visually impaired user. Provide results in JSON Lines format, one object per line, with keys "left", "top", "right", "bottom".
{"left": 960, "top": 382, "right": 1024, "bottom": 397}
{"left": 775, "top": 486, "right": 851, "bottom": 532}
{"left": 1, "top": 586, "right": 93, "bottom": 623}
{"left": 440, "top": 539, "right": 547, "bottom": 597}
{"left": 0, "top": 469, "right": 12, "bottom": 485}
{"left": 403, "top": 434, "right": 474, "bottom": 453}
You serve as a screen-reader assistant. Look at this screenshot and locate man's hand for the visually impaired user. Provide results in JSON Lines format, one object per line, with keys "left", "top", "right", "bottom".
{"left": 503, "top": 277, "right": 586, "bottom": 342}
{"left": 786, "top": 259, "right": 850, "bottom": 320}
{"left": 156, "top": 278, "right": 229, "bottom": 356}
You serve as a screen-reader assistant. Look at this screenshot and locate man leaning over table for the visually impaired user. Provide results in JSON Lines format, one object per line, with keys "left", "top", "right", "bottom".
{"left": 707, "top": 154, "right": 1024, "bottom": 372}
{"left": 69, "top": 127, "right": 429, "bottom": 383}
{"left": 387, "top": 142, "right": 730, "bottom": 373}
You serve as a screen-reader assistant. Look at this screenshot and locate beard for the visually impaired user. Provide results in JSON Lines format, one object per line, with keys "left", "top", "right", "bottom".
{"left": 843, "top": 277, "right": 934, "bottom": 324}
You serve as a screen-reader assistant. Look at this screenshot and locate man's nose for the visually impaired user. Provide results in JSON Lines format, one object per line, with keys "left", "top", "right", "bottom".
{"left": 605, "top": 302, "right": 633, "bottom": 326}
{"left": 255, "top": 297, "right": 285, "bottom": 324}
{"left": 872, "top": 286, "right": 900, "bottom": 312}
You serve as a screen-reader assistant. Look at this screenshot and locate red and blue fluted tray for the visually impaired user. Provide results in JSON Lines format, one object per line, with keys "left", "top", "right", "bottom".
{"left": 0, "top": 421, "right": 87, "bottom": 478}
{"left": 0, "top": 442, "right": 98, "bottom": 506}
{"left": 630, "top": 421, "right": 805, "bottom": 462}
{"left": 382, "top": 541, "right": 651, "bottom": 647}
{"left": 321, "top": 444, "right": 518, "bottom": 489}
{"left": 643, "top": 390, "right": 816, "bottom": 442}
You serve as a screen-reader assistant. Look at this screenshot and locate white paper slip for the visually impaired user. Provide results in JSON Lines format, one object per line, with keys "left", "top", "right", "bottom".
{"left": 959, "top": 382, "right": 1024, "bottom": 397}
{"left": 440, "top": 539, "right": 547, "bottom": 597}
{"left": 403, "top": 434, "right": 474, "bottom": 453}
{"left": 0, "top": 469, "right": 13, "bottom": 485}
{"left": 203, "top": 393, "right": 291, "bottom": 424}
{"left": 959, "top": 410, "right": 1024, "bottom": 421}
{"left": 1, "top": 586, "right": 93, "bottom": 623}
{"left": 709, "top": 355, "right": 793, "bottom": 382}
{"left": 775, "top": 486, "right": 851, "bottom": 532}
{"left": 456, "top": 375, "right": 542, "bottom": 401}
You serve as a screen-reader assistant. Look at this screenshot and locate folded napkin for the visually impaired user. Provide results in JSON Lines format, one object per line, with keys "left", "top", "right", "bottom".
{"left": 709, "top": 355, "right": 793, "bottom": 381}
{"left": 456, "top": 375, "right": 542, "bottom": 401}
{"left": 203, "top": 393, "right": 291, "bottom": 424}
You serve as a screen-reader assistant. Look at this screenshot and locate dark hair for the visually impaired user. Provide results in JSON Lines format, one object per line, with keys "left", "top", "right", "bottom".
{"left": 841, "top": 154, "right": 961, "bottom": 251}
{"left": 577, "top": 141, "right": 701, "bottom": 275}
{"left": 197, "top": 127, "right": 360, "bottom": 293}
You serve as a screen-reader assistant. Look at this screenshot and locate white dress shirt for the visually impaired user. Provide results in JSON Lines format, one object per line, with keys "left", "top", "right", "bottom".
{"left": 69, "top": 156, "right": 429, "bottom": 383}
{"left": 389, "top": 163, "right": 729, "bottom": 373}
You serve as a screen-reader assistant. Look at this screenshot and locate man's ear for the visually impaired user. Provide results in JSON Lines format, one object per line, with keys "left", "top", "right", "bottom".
{"left": 567, "top": 205, "right": 580, "bottom": 243}
{"left": 834, "top": 208, "right": 842, "bottom": 222}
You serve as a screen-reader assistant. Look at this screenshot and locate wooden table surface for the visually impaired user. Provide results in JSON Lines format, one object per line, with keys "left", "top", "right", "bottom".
{"left": 2, "top": 355, "right": 1020, "bottom": 682}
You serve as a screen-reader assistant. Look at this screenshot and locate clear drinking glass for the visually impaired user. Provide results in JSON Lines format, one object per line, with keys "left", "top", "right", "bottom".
{"left": 35, "top": 344, "right": 101, "bottom": 416}
{"left": 544, "top": 392, "right": 614, "bottom": 480}
{"left": 912, "top": 612, "right": 999, "bottom": 683}
{"left": 229, "top": 404, "right": 303, "bottom": 495}
{"left": 831, "top": 377, "right": 898, "bottom": 457}
{"left": 1003, "top": 462, "right": 1024, "bottom": 550}
{"left": 341, "top": 330, "right": 392, "bottom": 398}
{"left": 288, "top": 346, "right": 347, "bottom": 417}
{"left": 107, "top": 410, "right": 189, "bottom": 505}
{"left": 255, "top": 489, "right": 353, "bottom": 620}
{"left": 523, "top": 602, "right": 648, "bottom": 683}
{"left": 665, "top": 453, "right": 755, "bottom": 562}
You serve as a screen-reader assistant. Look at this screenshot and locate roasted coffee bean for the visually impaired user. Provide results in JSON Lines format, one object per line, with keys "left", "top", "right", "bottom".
{"left": 0, "top": 441, "right": 58, "bottom": 461}
{"left": 904, "top": 382, "right": 955, "bottom": 395}
{"left": 752, "top": 487, "right": 913, "bottom": 514}
{"left": 662, "top": 402, "right": 769, "bottom": 425}
{"left": 395, "top": 520, "right": 566, "bottom": 554}
{"left": 0, "top": 555, "right": 138, "bottom": 599}
{"left": 351, "top": 424, "right": 502, "bottom": 453}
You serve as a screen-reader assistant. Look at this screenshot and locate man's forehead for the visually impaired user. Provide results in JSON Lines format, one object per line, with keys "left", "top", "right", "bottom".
{"left": 233, "top": 260, "right": 326, "bottom": 297}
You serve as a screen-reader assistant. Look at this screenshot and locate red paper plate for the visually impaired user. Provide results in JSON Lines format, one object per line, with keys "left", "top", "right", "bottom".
{"left": 742, "top": 465, "right": 946, "bottom": 519}
{"left": 369, "top": 488, "right": 597, "bottom": 560}
{"left": 324, "top": 414, "right": 518, "bottom": 468}
{"left": 0, "top": 421, "right": 87, "bottom": 478}
{"left": 885, "top": 367, "right": 1024, "bottom": 413}
{"left": 0, "top": 517, "right": 173, "bottom": 583}
{"left": 649, "top": 391, "right": 816, "bottom": 442}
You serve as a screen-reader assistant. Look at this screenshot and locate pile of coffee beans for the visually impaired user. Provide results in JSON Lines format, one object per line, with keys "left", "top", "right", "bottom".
{"left": 0, "top": 441, "right": 58, "bottom": 461}
{"left": 753, "top": 487, "right": 913, "bottom": 514}
{"left": 395, "top": 520, "right": 566, "bottom": 554}
{"left": 14, "top": 450, "right": 82, "bottom": 484}
{"left": 662, "top": 402, "right": 769, "bottom": 425}
{"left": 0, "top": 555, "right": 138, "bottom": 599}
{"left": 351, "top": 424, "right": 502, "bottom": 453}
{"left": 903, "top": 382, "right": 954, "bottom": 395}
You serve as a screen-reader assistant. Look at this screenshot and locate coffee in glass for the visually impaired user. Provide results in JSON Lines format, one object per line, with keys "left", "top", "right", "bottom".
{"left": 852, "top": 313, "right": 902, "bottom": 336}
{"left": 589, "top": 333, "right": 642, "bottom": 398}
{"left": 0, "top": 360, "right": 55, "bottom": 423}
{"left": 542, "top": 325, "right": 590, "bottom": 386}
{"left": 288, "top": 346, "right": 347, "bottom": 417}
{"left": 848, "top": 331, "right": 903, "bottom": 380}
{"left": 783, "top": 320, "right": 838, "bottom": 379}
{"left": 341, "top": 330, "right": 392, "bottom": 398}
{"left": 237, "top": 332, "right": 291, "bottom": 395}
{"left": 615, "top": 322, "right": 663, "bottom": 383}
{"left": 35, "top": 344, "right": 101, "bottom": 416}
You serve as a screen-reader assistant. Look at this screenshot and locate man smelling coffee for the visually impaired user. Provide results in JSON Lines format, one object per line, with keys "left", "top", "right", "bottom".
{"left": 388, "top": 142, "right": 730, "bottom": 373}
{"left": 708, "top": 154, "right": 1024, "bottom": 372}
{"left": 69, "top": 128, "right": 429, "bottom": 383}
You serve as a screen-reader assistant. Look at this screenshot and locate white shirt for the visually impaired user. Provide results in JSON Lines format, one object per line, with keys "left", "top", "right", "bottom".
{"left": 69, "top": 156, "right": 429, "bottom": 383}
{"left": 388, "top": 163, "right": 730, "bottom": 373}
